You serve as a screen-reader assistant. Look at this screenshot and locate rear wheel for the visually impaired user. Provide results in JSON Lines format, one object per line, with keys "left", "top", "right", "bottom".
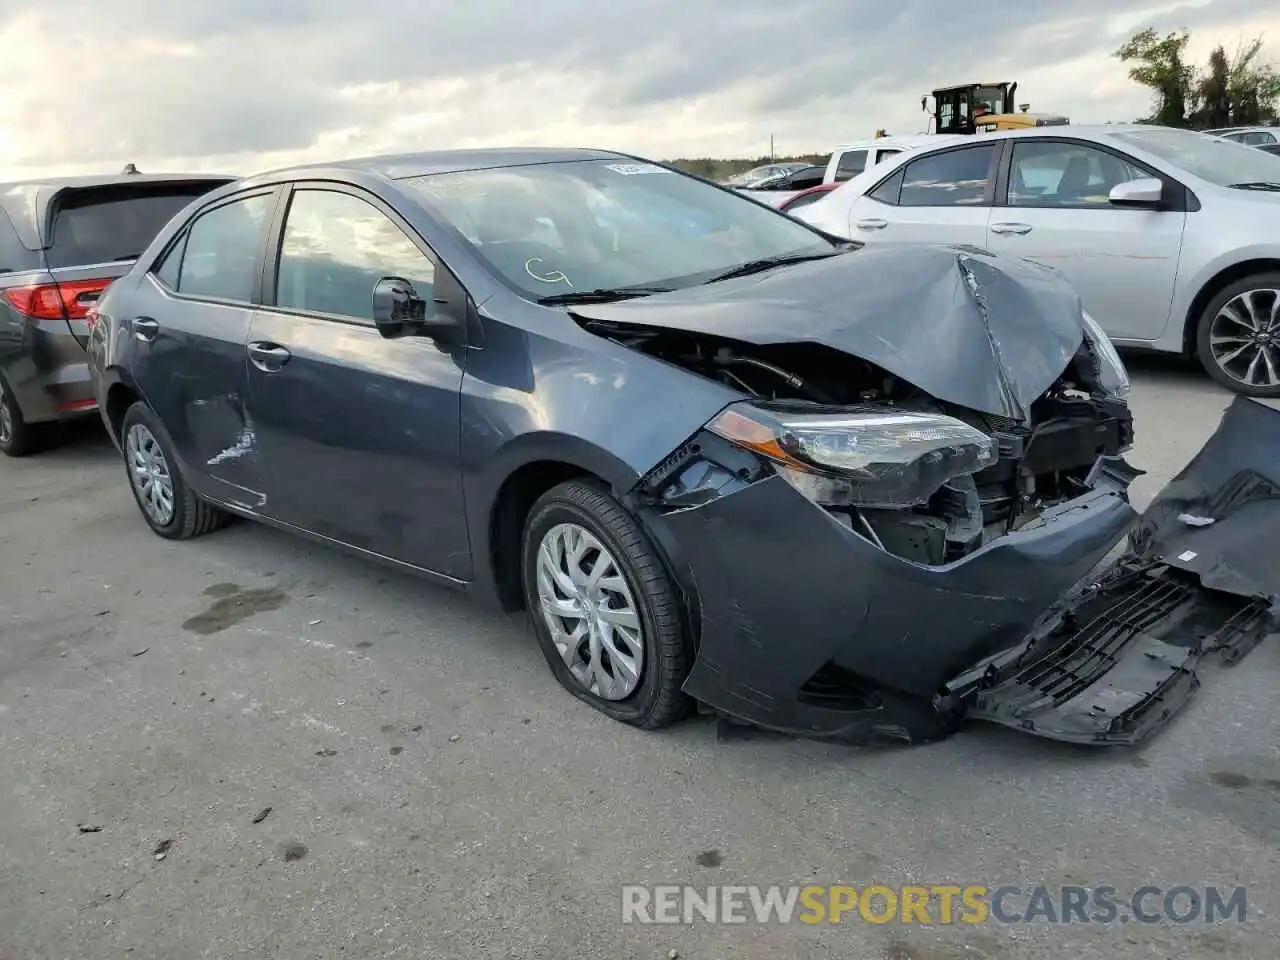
{"left": 120, "top": 401, "right": 228, "bottom": 540}
{"left": 521, "top": 478, "right": 694, "bottom": 729}
{"left": 1196, "top": 272, "right": 1280, "bottom": 398}
{"left": 0, "top": 377, "right": 54, "bottom": 458}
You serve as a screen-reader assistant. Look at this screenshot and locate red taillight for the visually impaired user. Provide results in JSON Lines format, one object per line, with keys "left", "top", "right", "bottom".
{"left": 2, "top": 279, "right": 111, "bottom": 321}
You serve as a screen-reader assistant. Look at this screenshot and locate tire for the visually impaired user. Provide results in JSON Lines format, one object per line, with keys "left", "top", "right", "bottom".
{"left": 0, "top": 376, "right": 56, "bottom": 458}
{"left": 1195, "top": 271, "right": 1280, "bottom": 398}
{"left": 120, "top": 401, "right": 228, "bottom": 540}
{"left": 521, "top": 478, "right": 694, "bottom": 729}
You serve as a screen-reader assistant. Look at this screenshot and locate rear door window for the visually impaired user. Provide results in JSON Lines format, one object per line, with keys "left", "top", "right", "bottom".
{"left": 172, "top": 193, "right": 273, "bottom": 303}
{"left": 898, "top": 144, "right": 997, "bottom": 206}
{"left": 46, "top": 182, "right": 228, "bottom": 270}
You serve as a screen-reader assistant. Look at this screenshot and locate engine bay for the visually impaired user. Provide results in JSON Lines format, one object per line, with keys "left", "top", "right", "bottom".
{"left": 603, "top": 325, "right": 1134, "bottom": 566}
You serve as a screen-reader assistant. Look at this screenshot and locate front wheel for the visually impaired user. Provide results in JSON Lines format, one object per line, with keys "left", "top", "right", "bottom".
{"left": 1195, "top": 272, "right": 1280, "bottom": 398}
{"left": 521, "top": 478, "right": 694, "bottom": 729}
{"left": 120, "top": 401, "right": 229, "bottom": 540}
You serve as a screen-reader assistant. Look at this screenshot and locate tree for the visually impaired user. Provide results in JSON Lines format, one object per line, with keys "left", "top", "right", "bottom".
{"left": 1191, "top": 46, "right": 1232, "bottom": 128}
{"left": 1118, "top": 27, "right": 1280, "bottom": 127}
{"left": 1115, "top": 28, "right": 1195, "bottom": 127}
{"left": 1224, "top": 37, "right": 1280, "bottom": 124}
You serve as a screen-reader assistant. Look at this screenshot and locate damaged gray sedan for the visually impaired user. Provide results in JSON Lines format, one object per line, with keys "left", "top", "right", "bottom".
{"left": 86, "top": 148, "right": 1277, "bottom": 747}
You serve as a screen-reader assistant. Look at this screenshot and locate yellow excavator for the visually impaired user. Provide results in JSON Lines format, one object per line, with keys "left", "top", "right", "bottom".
{"left": 921, "top": 82, "right": 1069, "bottom": 135}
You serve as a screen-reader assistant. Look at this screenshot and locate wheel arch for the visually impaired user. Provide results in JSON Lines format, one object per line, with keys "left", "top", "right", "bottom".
{"left": 105, "top": 380, "right": 143, "bottom": 443}
{"left": 1182, "top": 258, "right": 1280, "bottom": 355}
{"left": 472, "top": 432, "right": 643, "bottom": 613}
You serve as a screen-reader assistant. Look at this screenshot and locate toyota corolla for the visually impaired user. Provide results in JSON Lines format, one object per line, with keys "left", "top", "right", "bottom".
{"left": 87, "top": 149, "right": 1279, "bottom": 746}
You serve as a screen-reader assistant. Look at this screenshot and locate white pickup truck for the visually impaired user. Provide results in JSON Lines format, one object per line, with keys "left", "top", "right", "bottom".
{"left": 739, "top": 135, "right": 967, "bottom": 207}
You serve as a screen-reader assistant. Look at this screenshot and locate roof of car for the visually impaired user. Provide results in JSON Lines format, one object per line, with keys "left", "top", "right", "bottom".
{"left": 831, "top": 135, "right": 963, "bottom": 152}
{"left": 889, "top": 124, "right": 1195, "bottom": 151}
{"left": 0, "top": 172, "right": 232, "bottom": 191}
{"left": 1206, "top": 126, "right": 1276, "bottom": 135}
{"left": 256, "top": 147, "right": 631, "bottom": 182}
{"left": 0, "top": 172, "right": 236, "bottom": 250}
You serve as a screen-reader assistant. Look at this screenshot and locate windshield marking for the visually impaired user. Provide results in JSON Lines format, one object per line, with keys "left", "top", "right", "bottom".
{"left": 526, "top": 257, "right": 573, "bottom": 287}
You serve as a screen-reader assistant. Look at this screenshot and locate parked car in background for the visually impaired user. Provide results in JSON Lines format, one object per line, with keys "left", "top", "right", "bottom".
{"left": 796, "top": 125, "right": 1280, "bottom": 397}
{"left": 739, "top": 137, "right": 966, "bottom": 208}
{"left": 721, "top": 162, "right": 811, "bottom": 187}
{"left": 777, "top": 182, "right": 842, "bottom": 213}
{"left": 1204, "top": 126, "right": 1279, "bottom": 147}
{"left": 735, "top": 164, "right": 826, "bottom": 207}
{"left": 87, "top": 146, "right": 1262, "bottom": 750}
{"left": 823, "top": 135, "right": 965, "bottom": 184}
{"left": 0, "top": 171, "right": 234, "bottom": 455}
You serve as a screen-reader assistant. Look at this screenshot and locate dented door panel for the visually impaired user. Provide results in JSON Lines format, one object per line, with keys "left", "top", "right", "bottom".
{"left": 129, "top": 280, "right": 264, "bottom": 505}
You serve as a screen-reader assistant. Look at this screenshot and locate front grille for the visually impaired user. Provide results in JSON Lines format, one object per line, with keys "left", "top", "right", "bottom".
{"left": 1017, "top": 572, "right": 1194, "bottom": 707}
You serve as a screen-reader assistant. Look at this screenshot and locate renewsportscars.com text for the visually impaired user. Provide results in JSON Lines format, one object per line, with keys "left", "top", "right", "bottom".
{"left": 621, "top": 884, "right": 1248, "bottom": 925}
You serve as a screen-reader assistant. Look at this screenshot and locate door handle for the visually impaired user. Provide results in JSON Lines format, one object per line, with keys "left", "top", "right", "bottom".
{"left": 132, "top": 316, "right": 159, "bottom": 342}
{"left": 855, "top": 218, "right": 888, "bottom": 230}
{"left": 247, "top": 341, "right": 292, "bottom": 372}
{"left": 990, "top": 222, "right": 1032, "bottom": 235}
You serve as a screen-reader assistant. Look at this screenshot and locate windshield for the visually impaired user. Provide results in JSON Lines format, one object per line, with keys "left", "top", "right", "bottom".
{"left": 1109, "top": 128, "right": 1280, "bottom": 186}
{"left": 402, "top": 159, "right": 836, "bottom": 298}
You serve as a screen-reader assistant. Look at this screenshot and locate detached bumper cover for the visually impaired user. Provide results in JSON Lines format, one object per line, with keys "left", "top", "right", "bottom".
{"left": 953, "top": 396, "right": 1280, "bottom": 745}
{"left": 643, "top": 397, "right": 1280, "bottom": 747}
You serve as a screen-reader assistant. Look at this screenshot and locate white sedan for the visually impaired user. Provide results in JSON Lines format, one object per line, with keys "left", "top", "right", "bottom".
{"left": 795, "top": 125, "right": 1280, "bottom": 397}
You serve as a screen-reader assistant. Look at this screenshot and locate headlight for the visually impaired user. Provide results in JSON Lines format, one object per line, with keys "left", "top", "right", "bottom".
{"left": 706, "top": 402, "right": 998, "bottom": 507}
{"left": 1080, "top": 311, "right": 1130, "bottom": 401}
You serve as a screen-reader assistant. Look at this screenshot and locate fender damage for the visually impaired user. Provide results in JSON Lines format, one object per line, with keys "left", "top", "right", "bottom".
{"left": 570, "top": 246, "right": 1279, "bottom": 747}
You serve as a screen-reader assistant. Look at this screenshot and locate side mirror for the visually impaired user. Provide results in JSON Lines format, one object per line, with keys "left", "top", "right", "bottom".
{"left": 371, "top": 276, "right": 461, "bottom": 343}
{"left": 1108, "top": 178, "right": 1164, "bottom": 208}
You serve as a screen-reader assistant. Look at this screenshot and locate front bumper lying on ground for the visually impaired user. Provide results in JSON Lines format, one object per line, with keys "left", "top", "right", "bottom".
{"left": 636, "top": 397, "right": 1280, "bottom": 747}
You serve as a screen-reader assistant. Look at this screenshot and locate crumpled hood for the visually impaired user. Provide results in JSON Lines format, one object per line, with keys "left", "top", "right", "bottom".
{"left": 573, "top": 244, "right": 1087, "bottom": 420}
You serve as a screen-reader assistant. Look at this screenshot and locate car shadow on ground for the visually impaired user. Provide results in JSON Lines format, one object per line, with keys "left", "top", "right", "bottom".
{"left": 40, "top": 416, "right": 118, "bottom": 462}
{"left": 1117, "top": 349, "right": 1204, "bottom": 384}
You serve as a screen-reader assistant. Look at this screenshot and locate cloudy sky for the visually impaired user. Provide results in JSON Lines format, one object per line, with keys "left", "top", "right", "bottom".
{"left": 0, "top": 0, "right": 1275, "bottom": 180}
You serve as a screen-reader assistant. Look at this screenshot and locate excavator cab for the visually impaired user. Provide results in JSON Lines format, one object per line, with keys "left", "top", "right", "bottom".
{"left": 922, "top": 82, "right": 1068, "bottom": 134}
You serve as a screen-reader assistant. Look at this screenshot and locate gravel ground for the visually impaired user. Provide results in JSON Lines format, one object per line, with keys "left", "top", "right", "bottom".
{"left": 1, "top": 355, "right": 1277, "bottom": 960}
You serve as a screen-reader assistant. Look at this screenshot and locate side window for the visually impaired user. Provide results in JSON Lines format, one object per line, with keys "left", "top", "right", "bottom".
{"left": 875, "top": 149, "right": 902, "bottom": 166}
{"left": 899, "top": 145, "right": 996, "bottom": 207}
{"left": 153, "top": 232, "right": 187, "bottom": 290}
{"left": 0, "top": 213, "right": 30, "bottom": 275}
{"left": 175, "top": 194, "right": 272, "bottom": 302}
{"left": 275, "top": 189, "right": 435, "bottom": 321}
{"left": 834, "top": 150, "right": 868, "bottom": 182}
{"left": 939, "top": 99, "right": 956, "bottom": 133}
{"left": 1008, "top": 141, "right": 1147, "bottom": 208}
{"left": 869, "top": 167, "right": 905, "bottom": 205}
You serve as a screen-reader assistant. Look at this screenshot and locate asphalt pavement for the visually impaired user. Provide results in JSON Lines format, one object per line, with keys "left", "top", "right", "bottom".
{"left": 1, "top": 354, "right": 1277, "bottom": 960}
